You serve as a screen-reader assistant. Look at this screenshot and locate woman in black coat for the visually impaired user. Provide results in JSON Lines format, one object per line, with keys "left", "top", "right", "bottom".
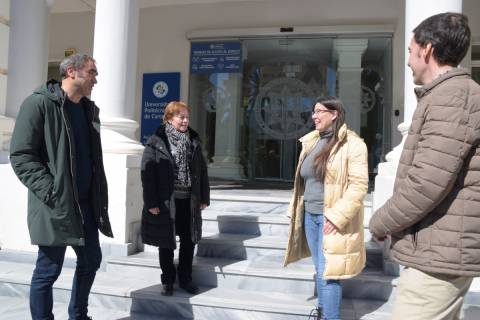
{"left": 141, "top": 101, "right": 210, "bottom": 296}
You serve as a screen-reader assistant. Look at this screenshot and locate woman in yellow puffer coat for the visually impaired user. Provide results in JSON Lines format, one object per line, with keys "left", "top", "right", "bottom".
{"left": 284, "top": 96, "right": 368, "bottom": 320}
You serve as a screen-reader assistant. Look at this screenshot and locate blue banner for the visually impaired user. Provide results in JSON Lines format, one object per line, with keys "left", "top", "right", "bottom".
{"left": 190, "top": 42, "right": 242, "bottom": 74}
{"left": 140, "top": 72, "right": 180, "bottom": 144}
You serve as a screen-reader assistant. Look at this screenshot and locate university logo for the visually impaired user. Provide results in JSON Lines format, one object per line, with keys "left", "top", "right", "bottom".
{"left": 153, "top": 81, "right": 169, "bottom": 98}
{"left": 254, "top": 78, "right": 314, "bottom": 140}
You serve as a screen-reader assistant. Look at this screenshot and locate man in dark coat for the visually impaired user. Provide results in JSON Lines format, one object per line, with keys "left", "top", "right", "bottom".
{"left": 10, "top": 53, "right": 113, "bottom": 320}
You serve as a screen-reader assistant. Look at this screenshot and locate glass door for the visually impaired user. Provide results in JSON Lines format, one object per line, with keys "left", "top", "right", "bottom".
{"left": 188, "top": 36, "right": 392, "bottom": 183}
{"left": 241, "top": 38, "right": 333, "bottom": 181}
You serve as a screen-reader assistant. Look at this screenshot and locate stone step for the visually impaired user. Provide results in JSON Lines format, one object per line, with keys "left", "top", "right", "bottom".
{"left": 107, "top": 252, "right": 315, "bottom": 295}
{"left": 201, "top": 208, "right": 291, "bottom": 237}
{"left": 209, "top": 188, "right": 372, "bottom": 207}
{"left": 145, "top": 235, "right": 382, "bottom": 269}
{"left": 0, "top": 260, "right": 392, "bottom": 320}
{"left": 202, "top": 208, "right": 374, "bottom": 240}
{"left": 107, "top": 250, "right": 395, "bottom": 300}
{"left": 4, "top": 292, "right": 480, "bottom": 320}
{"left": 2, "top": 258, "right": 480, "bottom": 319}
{"left": 205, "top": 199, "right": 372, "bottom": 221}
{"left": 203, "top": 194, "right": 373, "bottom": 240}
{"left": 209, "top": 188, "right": 293, "bottom": 204}
{"left": 186, "top": 233, "right": 382, "bottom": 269}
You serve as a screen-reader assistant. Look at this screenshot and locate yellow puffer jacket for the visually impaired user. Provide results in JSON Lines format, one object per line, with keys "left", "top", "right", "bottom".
{"left": 283, "top": 124, "right": 369, "bottom": 279}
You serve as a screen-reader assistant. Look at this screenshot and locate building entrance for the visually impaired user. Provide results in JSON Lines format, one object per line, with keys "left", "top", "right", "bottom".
{"left": 189, "top": 35, "right": 392, "bottom": 182}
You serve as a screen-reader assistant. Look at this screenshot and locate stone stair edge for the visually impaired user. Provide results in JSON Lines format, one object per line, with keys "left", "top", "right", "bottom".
{"left": 195, "top": 232, "right": 383, "bottom": 251}
{"left": 202, "top": 209, "right": 375, "bottom": 228}
{"left": 108, "top": 254, "right": 315, "bottom": 280}
{"left": 131, "top": 285, "right": 315, "bottom": 315}
{"left": 107, "top": 247, "right": 392, "bottom": 280}
{"left": 210, "top": 194, "right": 291, "bottom": 204}
{"left": 209, "top": 193, "right": 373, "bottom": 206}
{"left": 107, "top": 254, "right": 394, "bottom": 285}
{"left": 202, "top": 210, "right": 290, "bottom": 223}
{"left": 0, "top": 261, "right": 317, "bottom": 316}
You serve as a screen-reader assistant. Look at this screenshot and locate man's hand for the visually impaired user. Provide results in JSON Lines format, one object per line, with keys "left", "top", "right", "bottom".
{"left": 323, "top": 217, "right": 338, "bottom": 235}
{"left": 200, "top": 203, "right": 208, "bottom": 210}
{"left": 148, "top": 207, "right": 160, "bottom": 215}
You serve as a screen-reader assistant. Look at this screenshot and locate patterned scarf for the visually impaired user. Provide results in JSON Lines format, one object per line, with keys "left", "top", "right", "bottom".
{"left": 165, "top": 123, "right": 192, "bottom": 194}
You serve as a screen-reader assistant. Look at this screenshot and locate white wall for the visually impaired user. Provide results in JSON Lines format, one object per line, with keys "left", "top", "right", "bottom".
{"left": 48, "top": 11, "right": 95, "bottom": 62}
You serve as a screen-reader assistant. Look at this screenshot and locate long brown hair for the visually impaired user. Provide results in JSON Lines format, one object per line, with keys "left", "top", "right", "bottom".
{"left": 313, "top": 96, "right": 346, "bottom": 181}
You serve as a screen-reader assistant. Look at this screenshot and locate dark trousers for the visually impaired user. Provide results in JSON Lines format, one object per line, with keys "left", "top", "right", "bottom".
{"left": 159, "top": 198, "right": 195, "bottom": 285}
{"left": 29, "top": 201, "right": 102, "bottom": 320}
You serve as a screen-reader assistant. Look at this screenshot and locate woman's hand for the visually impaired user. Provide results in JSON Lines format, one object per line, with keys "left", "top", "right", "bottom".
{"left": 148, "top": 207, "right": 160, "bottom": 215}
{"left": 200, "top": 203, "right": 208, "bottom": 210}
{"left": 323, "top": 217, "right": 338, "bottom": 235}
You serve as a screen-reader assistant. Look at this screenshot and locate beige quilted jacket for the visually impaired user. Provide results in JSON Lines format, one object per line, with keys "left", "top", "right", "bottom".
{"left": 284, "top": 124, "right": 369, "bottom": 280}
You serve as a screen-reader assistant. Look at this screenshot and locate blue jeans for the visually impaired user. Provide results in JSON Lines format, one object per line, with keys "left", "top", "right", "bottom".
{"left": 30, "top": 202, "right": 102, "bottom": 320}
{"left": 304, "top": 211, "right": 342, "bottom": 320}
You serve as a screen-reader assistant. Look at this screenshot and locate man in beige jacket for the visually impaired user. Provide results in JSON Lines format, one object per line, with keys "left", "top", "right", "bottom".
{"left": 369, "top": 12, "right": 480, "bottom": 320}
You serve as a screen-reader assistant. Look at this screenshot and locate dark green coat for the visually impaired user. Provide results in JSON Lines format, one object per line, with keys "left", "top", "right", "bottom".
{"left": 10, "top": 80, "right": 113, "bottom": 246}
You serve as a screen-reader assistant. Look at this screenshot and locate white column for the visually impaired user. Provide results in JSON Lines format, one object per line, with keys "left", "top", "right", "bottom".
{"left": 0, "top": 0, "right": 9, "bottom": 116}
{"left": 2, "top": 0, "right": 52, "bottom": 162}
{"left": 91, "top": 0, "right": 144, "bottom": 255}
{"left": 0, "top": 0, "right": 12, "bottom": 164}
{"left": 92, "top": 0, "right": 143, "bottom": 155}
{"left": 208, "top": 73, "right": 245, "bottom": 179}
{"left": 1, "top": 0, "right": 49, "bottom": 252}
{"left": 403, "top": 0, "right": 462, "bottom": 124}
{"left": 334, "top": 39, "right": 368, "bottom": 134}
{"left": 6, "top": 0, "right": 51, "bottom": 118}
{"left": 373, "top": 0, "right": 463, "bottom": 276}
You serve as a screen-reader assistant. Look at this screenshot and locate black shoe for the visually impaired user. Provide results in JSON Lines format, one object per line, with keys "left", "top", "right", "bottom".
{"left": 161, "top": 283, "right": 174, "bottom": 296}
{"left": 307, "top": 307, "right": 323, "bottom": 320}
{"left": 72, "top": 315, "right": 93, "bottom": 320}
{"left": 179, "top": 281, "right": 199, "bottom": 294}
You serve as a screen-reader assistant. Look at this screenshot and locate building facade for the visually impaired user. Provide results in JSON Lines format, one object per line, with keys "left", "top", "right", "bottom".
{"left": 1, "top": 0, "right": 480, "bottom": 253}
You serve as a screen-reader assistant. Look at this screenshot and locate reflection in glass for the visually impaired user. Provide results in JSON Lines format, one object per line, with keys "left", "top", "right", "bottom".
{"left": 188, "top": 36, "right": 392, "bottom": 183}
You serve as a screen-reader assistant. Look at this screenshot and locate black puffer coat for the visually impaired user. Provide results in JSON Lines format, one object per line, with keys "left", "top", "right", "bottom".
{"left": 140, "top": 124, "right": 210, "bottom": 248}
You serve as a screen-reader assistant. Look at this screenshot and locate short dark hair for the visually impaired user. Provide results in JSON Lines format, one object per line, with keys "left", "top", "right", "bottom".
{"left": 59, "top": 54, "right": 95, "bottom": 79}
{"left": 413, "top": 12, "right": 471, "bottom": 67}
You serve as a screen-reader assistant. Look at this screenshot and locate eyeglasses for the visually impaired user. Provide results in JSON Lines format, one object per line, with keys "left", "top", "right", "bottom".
{"left": 312, "top": 109, "right": 333, "bottom": 116}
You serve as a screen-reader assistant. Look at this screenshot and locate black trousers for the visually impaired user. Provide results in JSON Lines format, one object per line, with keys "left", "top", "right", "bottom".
{"left": 159, "top": 198, "right": 195, "bottom": 285}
